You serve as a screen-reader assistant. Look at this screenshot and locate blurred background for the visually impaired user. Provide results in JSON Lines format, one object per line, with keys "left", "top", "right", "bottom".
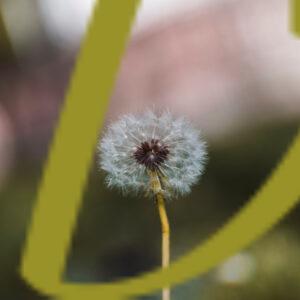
{"left": 0, "top": 0, "right": 299, "bottom": 299}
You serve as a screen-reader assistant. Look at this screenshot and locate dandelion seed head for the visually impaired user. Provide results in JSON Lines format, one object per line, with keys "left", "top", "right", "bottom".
{"left": 98, "top": 110, "right": 207, "bottom": 198}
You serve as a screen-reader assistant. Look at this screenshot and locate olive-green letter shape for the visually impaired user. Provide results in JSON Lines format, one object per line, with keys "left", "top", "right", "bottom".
{"left": 20, "top": 1, "right": 300, "bottom": 300}
{"left": 291, "top": 0, "right": 300, "bottom": 35}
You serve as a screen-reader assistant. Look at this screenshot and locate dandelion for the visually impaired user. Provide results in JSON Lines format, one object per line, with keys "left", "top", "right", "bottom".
{"left": 98, "top": 110, "right": 207, "bottom": 300}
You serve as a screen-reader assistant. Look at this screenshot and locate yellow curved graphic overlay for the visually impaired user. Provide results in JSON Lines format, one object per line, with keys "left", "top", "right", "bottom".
{"left": 20, "top": 1, "right": 300, "bottom": 300}
{"left": 292, "top": 0, "right": 300, "bottom": 35}
{"left": 21, "top": 0, "right": 142, "bottom": 297}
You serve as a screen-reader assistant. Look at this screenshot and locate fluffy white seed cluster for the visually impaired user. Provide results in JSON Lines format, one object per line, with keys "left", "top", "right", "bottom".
{"left": 98, "top": 110, "right": 207, "bottom": 198}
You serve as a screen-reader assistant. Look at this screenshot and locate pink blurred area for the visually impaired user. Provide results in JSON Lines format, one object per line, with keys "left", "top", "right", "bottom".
{"left": 108, "top": 0, "right": 300, "bottom": 137}
{"left": 0, "top": 0, "right": 299, "bottom": 167}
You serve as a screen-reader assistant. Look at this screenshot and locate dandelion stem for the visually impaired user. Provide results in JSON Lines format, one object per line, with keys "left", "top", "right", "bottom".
{"left": 149, "top": 171, "right": 171, "bottom": 300}
{"left": 157, "top": 192, "right": 170, "bottom": 300}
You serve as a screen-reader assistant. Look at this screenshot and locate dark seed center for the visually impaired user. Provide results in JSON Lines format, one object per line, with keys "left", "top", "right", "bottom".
{"left": 134, "top": 139, "right": 169, "bottom": 170}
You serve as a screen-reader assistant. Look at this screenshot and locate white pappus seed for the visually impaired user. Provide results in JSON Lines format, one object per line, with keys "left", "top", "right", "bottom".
{"left": 98, "top": 110, "right": 208, "bottom": 198}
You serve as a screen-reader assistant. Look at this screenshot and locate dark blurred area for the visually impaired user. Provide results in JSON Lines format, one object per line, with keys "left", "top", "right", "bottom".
{"left": 0, "top": 0, "right": 299, "bottom": 299}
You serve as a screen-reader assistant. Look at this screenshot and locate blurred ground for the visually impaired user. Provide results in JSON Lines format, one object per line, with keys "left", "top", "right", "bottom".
{"left": 0, "top": 0, "right": 299, "bottom": 299}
